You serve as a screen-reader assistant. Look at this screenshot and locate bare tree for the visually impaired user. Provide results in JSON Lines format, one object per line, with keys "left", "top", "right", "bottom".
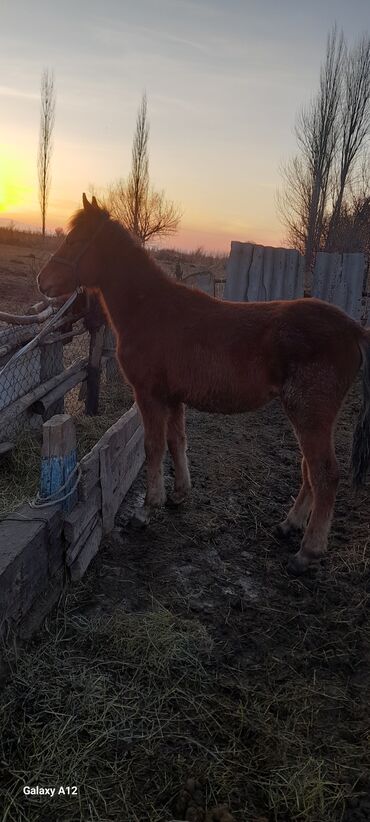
{"left": 322, "top": 156, "right": 370, "bottom": 253}
{"left": 325, "top": 36, "right": 370, "bottom": 249}
{"left": 298, "top": 27, "right": 344, "bottom": 271}
{"left": 106, "top": 93, "right": 181, "bottom": 244}
{"left": 129, "top": 92, "right": 149, "bottom": 238}
{"left": 276, "top": 155, "right": 312, "bottom": 253}
{"left": 38, "top": 68, "right": 55, "bottom": 237}
{"left": 278, "top": 29, "right": 370, "bottom": 265}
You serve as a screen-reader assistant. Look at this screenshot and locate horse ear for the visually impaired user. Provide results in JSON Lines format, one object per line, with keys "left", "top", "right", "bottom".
{"left": 82, "top": 193, "right": 91, "bottom": 211}
{"left": 91, "top": 196, "right": 99, "bottom": 209}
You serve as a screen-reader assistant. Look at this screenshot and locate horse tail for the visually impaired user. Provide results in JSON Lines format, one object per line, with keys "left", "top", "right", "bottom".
{"left": 352, "top": 330, "right": 370, "bottom": 487}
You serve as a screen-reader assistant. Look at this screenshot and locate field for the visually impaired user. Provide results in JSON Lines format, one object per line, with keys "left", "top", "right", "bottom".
{"left": 1, "top": 383, "right": 369, "bottom": 821}
{"left": 0, "top": 229, "right": 226, "bottom": 313}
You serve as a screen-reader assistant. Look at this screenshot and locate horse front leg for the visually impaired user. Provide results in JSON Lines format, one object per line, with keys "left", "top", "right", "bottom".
{"left": 135, "top": 394, "right": 168, "bottom": 518}
{"left": 167, "top": 402, "right": 191, "bottom": 505}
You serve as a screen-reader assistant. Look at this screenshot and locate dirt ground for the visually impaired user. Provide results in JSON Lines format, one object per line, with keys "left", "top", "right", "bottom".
{"left": 2, "top": 383, "right": 369, "bottom": 821}
{"left": 92, "top": 387, "right": 370, "bottom": 821}
{"left": 0, "top": 241, "right": 57, "bottom": 312}
{"left": 0, "top": 239, "right": 226, "bottom": 313}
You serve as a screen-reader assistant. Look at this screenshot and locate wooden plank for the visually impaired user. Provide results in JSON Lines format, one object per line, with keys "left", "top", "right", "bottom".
{"left": 0, "top": 305, "right": 53, "bottom": 325}
{"left": 313, "top": 252, "right": 366, "bottom": 319}
{"left": 85, "top": 324, "right": 105, "bottom": 415}
{"left": 340, "top": 254, "right": 365, "bottom": 320}
{"left": 31, "top": 367, "right": 87, "bottom": 415}
{"left": 100, "top": 444, "right": 115, "bottom": 533}
{"left": 66, "top": 512, "right": 100, "bottom": 566}
{"left": 25, "top": 300, "right": 48, "bottom": 315}
{"left": 69, "top": 518, "right": 103, "bottom": 582}
{"left": 111, "top": 425, "right": 145, "bottom": 513}
{"left": 282, "top": 249, "right": 303, "bottom": 300}
{"left": 79, "top": 403, "right": 141, "bottom": 499}
{"left": 40, "top": 414, "right": 78, "bottom": 513}
{"left": 0, "top": 503, "right": 62, "bottom": 627}
{"left": 64, "top": 484, "right": 102, "bottom": 544}
{"left": 246, "top": 245, "right": 264, "bottom": 301}
{"left": 223, "top": 241, "right": 254, "bottom": 301}
{"left": 313, "top": 252, "right": 338, "bottom": 303}
{"left": 262, "top": 246, "right": 274, "bottom": 299}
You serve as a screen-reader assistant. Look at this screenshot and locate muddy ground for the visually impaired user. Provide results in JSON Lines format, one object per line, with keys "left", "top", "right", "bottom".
{"left": 92, "top": 387, "right": 370, "bottom": 820}
{"left": 1, "top": 385, "right": 370, "bottom": 821}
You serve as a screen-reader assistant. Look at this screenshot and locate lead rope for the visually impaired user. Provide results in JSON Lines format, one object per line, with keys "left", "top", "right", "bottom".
{"left": 29, "top": 464, "right": 82, "bottom": 509}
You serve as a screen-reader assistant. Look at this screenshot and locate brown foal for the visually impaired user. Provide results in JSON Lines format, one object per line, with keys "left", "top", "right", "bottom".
{"left": 38, "top": 195, "right": 370, "bottom": 573}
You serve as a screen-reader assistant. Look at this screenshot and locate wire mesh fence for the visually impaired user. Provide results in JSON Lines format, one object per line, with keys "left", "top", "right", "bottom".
{"left": 0, "top": 296, "right": 136, "bottom": 518}
{"left": 0, "top": 295, "right": 121, "bottom": 444}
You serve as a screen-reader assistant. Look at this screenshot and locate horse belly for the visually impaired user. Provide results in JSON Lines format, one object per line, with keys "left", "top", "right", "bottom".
{"left": 184, "top": 365, "right": 278, "bottom": 414}
{"left": 190, "top": 390, "right": 276, "bottom": 414}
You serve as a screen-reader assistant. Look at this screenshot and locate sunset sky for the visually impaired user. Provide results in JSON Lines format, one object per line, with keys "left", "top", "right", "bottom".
{"left": 0, "top": 0, "right": 369, "bottom": 251}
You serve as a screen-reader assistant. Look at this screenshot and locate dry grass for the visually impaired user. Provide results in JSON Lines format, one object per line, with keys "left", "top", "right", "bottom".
{"left": 0, "top": 431, "right": 40, "bottom": 517}
{"left": 0, "top": 396, "right": 369, "bottom": 820}
{"left": 70, "top": 378, "right": 134, "bottom": 457}
{"left": 0, "top": 582, "right": 368, "bottom": 822}
{"left": 0, "top": 225, "right": 57, "bottom": 249}
{"left": 0, "top": 379, "right": 134, "bottom": 518}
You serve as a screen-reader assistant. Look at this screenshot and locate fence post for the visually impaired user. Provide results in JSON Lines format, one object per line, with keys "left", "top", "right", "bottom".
{"left": 39, "top": 339, "right": 64, "bottom": 419}
{"left": 103, "top": 326, "right": 120, "bottom": 382}
{"left": 40, "top": 414, "right": 78, "bottom": 513}
{"left": 85, "top": 324, "right": 105, "bottom": 416}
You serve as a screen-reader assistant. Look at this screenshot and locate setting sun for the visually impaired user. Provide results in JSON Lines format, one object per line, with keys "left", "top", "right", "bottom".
{"left": 0, "top": 146, "right": 32, "bottom": 213}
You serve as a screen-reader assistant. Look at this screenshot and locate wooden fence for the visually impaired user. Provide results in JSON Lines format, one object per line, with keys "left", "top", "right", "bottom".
{"left": 0, "top": 401, "right": 144, "bottom": 639}
{"left": 0, "top": 291, "right": 145, "bottom": 642}
{"left": 312, "top": 252, "right": 367, "bottom": 322}
{"left": 66, "top": 404, "right": 144, "bottom": 579}
{"left": 182, "top": 270, "right": 226, "bottom": 298}
{"left": 0, "top": 296, "right": 118, "bottom": 446}
{"left": 223, "top": 242, "right": 369, "bottom": 323}
{"left": 224, "top": 242, "right": 304, "bottom": 302}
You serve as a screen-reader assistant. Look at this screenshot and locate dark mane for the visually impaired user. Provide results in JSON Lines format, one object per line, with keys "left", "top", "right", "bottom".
{"left": 68, "top": 205, "right": 110, "bottom": 232}
{"left": 68, "top": 203, "right": 167, "bottom": 281}
{"left": 67, "top": 206, "right": 146, "bottom": 253}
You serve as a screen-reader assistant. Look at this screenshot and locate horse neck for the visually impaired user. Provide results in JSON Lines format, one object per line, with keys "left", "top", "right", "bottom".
{"left": 96, "top": 228, "right": 168, "bottom": 331}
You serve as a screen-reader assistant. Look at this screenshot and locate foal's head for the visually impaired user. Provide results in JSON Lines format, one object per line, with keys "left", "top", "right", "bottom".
{"left": 38, "top": 194, "right": 111, "bottom": 299}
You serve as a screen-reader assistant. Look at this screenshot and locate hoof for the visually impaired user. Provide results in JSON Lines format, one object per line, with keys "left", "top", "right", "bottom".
{"left": 274, "top": 518, "right": 303, "bottom": 541}
{"left": 274, "top": 521, "right": 291, "bottom": 540}
{"left": 287, "top": 555, "right": 306, "bottom": 575}
{"left": 166, "top": 488, "right": 190, "bottom": 507}
{"left": 131, "top": 506, "right": 151, "bottom": 528}
{"left": 287, "top": 551, "right": 317, "bottom": 576}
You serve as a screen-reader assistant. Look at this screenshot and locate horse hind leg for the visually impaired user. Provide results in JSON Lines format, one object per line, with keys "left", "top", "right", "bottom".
{"left": 166, "top": 403, "right": 191, "bottom": 505}
{"left": 277, "top": 457, "right": 312, "bottom": 537}
{"left": 288, "top": 427, "right": 339, "bottom": 574}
